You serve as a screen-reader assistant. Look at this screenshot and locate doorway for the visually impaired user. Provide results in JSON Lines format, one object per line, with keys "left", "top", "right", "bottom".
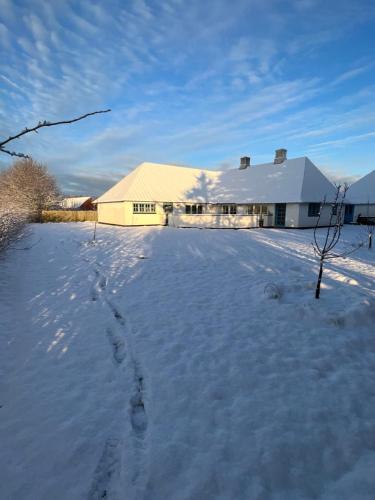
{"left": 275, "top": 204, "right": 286, "bottom": 227}
{"left": 344, "top": 204, "right": 354, "bottom": 224}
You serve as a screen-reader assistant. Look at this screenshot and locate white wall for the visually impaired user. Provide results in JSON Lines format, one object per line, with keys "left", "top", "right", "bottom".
{"left": 98, "top": 202, "right": 126, "bottom": 225}
{"left": 98, "top": 202, "right": 166, "bottom": 226}
{"left": 285, "top": 204, "right": 300, "bottom": 227}
{"left": 353, "top": 204, "right": 375, "bottom": 221}
{"left": 297, "top": 204, "right": 337, "bottom": 228}
{"left": 98, "top": 201, "right": 341, "bottom": 228}
{"left": 169, "top": 214, "right": 273, "bottom": 229}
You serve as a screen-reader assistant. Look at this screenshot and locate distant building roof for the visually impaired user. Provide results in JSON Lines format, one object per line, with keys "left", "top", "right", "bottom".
{"left": 96, "top": 157, "right": 337, "bottom": 205}
{"left": 61, "top": 196, "right": 92, "bottom": 209}
{"left": 347, "top": 170, "right": 375, "bottom": 204}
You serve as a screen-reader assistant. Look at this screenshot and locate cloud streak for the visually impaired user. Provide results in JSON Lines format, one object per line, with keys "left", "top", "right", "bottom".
{"left": 0, "top": 0, "right": 374, "bottom": 194}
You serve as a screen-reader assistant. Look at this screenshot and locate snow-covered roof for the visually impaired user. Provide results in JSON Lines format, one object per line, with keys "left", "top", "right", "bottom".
{"left": 347, "top": 170, "right": 375, "bottom": 204}
{"left": 96, "top": 157, "right": 337, "bottom": 204}
{"left": 61, "top": 196, "right": 92, "bottom": 209}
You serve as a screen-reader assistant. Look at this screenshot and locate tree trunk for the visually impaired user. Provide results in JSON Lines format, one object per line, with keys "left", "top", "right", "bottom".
{"left": 369, "top": 233, "right": 372, "bottom": 249}
{"left": 315, "top": 259, "right": 324, "bottom": 299}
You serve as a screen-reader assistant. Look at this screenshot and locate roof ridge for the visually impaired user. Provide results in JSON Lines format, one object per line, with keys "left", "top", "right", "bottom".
{"left": 141, "top": 161, "right": 217, "bottom": 173}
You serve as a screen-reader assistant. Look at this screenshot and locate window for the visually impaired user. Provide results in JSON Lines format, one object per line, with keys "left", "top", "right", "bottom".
{"left": 185, "top": 204, "right": 203, "bottom": 215}
{"left": 163, "top": 203, "right": 173, "bottom": 213}
{"left": 220, "top": 204, "right": 237, "bottom": 215}
{"left": 246, "top": 204, "right": 268, "bottom": 215}
{"left": 133, "top": 203, "right": 156, "bottom": 214}
{"left": 332, "top": 205, "right": 337, "bottom": 215}
{"left": 308, "top": 203, "right": 320, "bottom": 217}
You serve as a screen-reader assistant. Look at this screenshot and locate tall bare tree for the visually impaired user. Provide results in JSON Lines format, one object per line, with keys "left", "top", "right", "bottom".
{"left": 312, "top": 184, "right": 349, "bottom": 299}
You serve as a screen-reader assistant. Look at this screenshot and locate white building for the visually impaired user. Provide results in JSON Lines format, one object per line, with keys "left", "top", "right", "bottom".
{"left": 345, "top": 170, "right": 375, "bottom": 223}
{"left": 96, "top": 151, "right": 338, "bottom": 229}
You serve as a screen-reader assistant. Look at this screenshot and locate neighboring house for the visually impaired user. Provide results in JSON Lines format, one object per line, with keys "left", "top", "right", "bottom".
{"left": 95, "top": 151, "right": 338, "bottom": 229}
{"left": 345, "top": 170, "right": 375, "bottom": 223}
{"left": 60, "top": 196, "right": 95, "bottom": 210}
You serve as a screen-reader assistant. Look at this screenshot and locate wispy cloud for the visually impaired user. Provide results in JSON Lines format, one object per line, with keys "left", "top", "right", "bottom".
{"left": 310, "top": 131, "right": 375, "bottom": 149}
{"left": 0, "top": 0, "right": 375, "bottom": 195}
{"left": 331, "top": 63, "right": 374, "bottom": 86}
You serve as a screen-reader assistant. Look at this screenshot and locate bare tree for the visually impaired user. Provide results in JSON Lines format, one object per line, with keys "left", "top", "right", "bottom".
{"left": 0, "top": 109, "right": 110, "bottom": 158}
{"left": 312, "top": 184, "right": 352, "bottom": 299}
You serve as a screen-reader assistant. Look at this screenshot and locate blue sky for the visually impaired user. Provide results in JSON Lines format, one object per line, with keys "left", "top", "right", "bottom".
{"left": 0, "top": 0, "right": 375, "bottom": 196}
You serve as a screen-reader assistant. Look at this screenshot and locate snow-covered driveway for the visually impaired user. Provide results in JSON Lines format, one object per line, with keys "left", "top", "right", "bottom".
{"left": 1, "top": 223, "right": 375, "bottom": 500}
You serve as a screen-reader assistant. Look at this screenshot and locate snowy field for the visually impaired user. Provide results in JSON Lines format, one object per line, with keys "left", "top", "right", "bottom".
{"left": 0, "top": 223, "right": 374, "bottom": 500}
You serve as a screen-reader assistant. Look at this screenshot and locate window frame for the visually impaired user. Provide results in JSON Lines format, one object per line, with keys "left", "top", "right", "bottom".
{"left": 185, "top": 204, "right": 204, "bottom": 215}
{"left": 308, "top": 203, "right": 321, "bottom": 217}
{"left": 220, "top": 204, "right": 237, "bottom": 215}
{"left": 246, "top": 204, "right": 268, "bottom": 216}
{"left": 133, "top": 202, "right": 156, "bottom": 214}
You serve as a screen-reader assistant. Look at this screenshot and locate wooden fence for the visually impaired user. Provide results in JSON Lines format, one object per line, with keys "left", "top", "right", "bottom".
{"left": 42, "top": 210, "right": 97, "bottom": 222}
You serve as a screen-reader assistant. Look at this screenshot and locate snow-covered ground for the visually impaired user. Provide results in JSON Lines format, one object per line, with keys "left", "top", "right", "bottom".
{"left": 0, "top": 223, "right": 374, "bottom": 500}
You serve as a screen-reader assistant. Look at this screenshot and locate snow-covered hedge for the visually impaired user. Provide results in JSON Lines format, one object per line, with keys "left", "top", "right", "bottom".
{"left": 0, "top": 210, "right": 28, "bottom": 252}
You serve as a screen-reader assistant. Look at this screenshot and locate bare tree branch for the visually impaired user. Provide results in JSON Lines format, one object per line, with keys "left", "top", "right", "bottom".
{"left": 0, "top": 109, "right": 111, "bottom": 158}
{"left": 0, "top": 148, "right": 30, "bottom": 158}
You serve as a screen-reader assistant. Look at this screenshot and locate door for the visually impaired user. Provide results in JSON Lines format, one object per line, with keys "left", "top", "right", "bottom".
{"left": 275, "top": 204, "right": 286, "bottom": 227}
{"left": 163, "top": 203, "right": 173, "bottom": 226}
{"left": 344, "top": 204, "right": 354, "bottom": 224}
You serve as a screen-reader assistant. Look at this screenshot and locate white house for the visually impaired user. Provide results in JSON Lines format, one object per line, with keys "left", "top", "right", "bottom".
{"left": 345, "top": 170, "right": 375, "bottom": 223}
{"left": 96, "top": 151, "right": 338, "bottom": 229}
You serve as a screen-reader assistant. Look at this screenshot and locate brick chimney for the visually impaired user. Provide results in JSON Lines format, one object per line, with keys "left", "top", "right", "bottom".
{"left": 239, "top": 156, "right": 250, "bottom": 169}
{"left": 274, "top": 148, "right": 287, "bottom": 164}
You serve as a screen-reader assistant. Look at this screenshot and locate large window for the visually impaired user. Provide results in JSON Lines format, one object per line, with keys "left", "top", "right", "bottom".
{"left": 220, "top": 204, "right": 237, "bottom": 215}
{"left": 246, "top": 204, "right": 268, "bottom": 215}
{"left": 133, "top": 203, "right": 156, "bottom": 214}
{"left": 185, "top": 204, "right": 203, "bottom": 215}
{"left": 308, "top": 203, "right": 320, "bottom": 217}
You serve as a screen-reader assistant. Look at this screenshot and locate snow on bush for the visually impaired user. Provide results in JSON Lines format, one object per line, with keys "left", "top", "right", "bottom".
{"left": 0, "top": 209, "right": 27, "bottom": 252}
{"left": 0, "top": 158, "right": 60, "bottom": 252}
